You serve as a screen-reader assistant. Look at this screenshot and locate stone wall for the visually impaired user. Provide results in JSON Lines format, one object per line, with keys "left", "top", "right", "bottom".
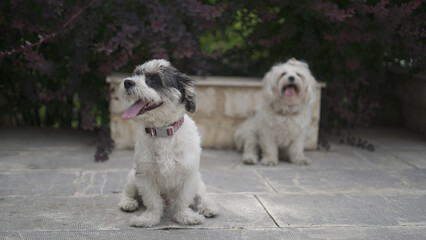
{"left": 107, "top": 74, "right": 325, "bottom": 150}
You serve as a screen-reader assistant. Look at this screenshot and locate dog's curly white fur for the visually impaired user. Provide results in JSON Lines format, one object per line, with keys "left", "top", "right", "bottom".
{"left": 118, "top": 59, "right": 217, "bottom": 227}
{"left": 235, "top": 58, "right": 318, "bottom": 166}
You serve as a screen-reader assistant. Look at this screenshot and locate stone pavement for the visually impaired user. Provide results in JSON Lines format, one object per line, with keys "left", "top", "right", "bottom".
{"left": 0, "top": 128, "right": 425, "bottom": 239}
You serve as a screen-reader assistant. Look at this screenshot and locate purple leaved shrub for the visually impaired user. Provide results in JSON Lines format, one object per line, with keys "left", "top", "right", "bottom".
{"left": 0, "top": 0, "right": 225, "bottom": 160}
{"left": 207, "top": 0, "right": 425, "bottom": 127}
{"left": 1, "top": 0, "right": 425, "bottom": 160}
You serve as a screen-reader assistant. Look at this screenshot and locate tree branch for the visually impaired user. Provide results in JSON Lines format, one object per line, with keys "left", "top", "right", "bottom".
{"left": 0, "top": 0, "right": 98, "bottom": 57}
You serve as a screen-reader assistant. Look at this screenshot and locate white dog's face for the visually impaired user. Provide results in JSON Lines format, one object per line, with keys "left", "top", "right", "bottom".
{"left": 119, "top": 59, "right": 196, "bottom": 124}
{"left": 263, "top": 58, "right": 317, "bottom": 113}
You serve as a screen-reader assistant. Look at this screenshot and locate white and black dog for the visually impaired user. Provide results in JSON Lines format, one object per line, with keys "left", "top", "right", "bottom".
{"left": 118, "top": 59, "right": 217, "bottom": 227}
{"left": 235, "top": 58, "right": 318, "bottom": 166}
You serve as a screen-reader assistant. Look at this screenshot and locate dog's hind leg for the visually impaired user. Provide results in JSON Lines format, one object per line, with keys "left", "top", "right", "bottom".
{"left": 118, "top": 169, "right": 139, "bottom": 212}
{"left": 194, "top": 179, "right": 218, "bottom": 218}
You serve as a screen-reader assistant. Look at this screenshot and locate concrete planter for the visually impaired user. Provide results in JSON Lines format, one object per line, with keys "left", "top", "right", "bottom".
{"left": 107, "top": 74, "right": 325, "bottom": 150}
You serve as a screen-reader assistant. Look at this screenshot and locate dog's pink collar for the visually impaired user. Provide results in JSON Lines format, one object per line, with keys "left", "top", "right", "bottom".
{"left": 145, "top": 117, "right": 184, "bottom": 137}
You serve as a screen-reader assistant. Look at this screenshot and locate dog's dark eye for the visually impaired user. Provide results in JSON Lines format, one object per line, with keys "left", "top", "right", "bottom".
{"left": 145, "top": 74, "right": 162, "bottom": 89}
{"left": 151, "top": 75, "right": 160, "bottom": 82}
{"left": 281, "top": 72, "right": 287, "bottom": 77}
{"left": 296, "top": 73, "right": 301, "bottom": 77}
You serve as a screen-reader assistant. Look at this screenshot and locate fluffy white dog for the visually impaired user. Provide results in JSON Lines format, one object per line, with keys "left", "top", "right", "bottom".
{"left": 235, "top": 58, "right": 318, "bottom": 166}
{"left": 117, "top": 59, "right": 217, "bottom": 227}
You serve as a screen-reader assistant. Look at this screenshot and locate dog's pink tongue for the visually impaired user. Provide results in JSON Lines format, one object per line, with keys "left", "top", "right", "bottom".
{"left": 285, "top": 87, "right": 296, "bottom": 97}
{"left": 122, "top": 100, "right": 147, "bottom": 119}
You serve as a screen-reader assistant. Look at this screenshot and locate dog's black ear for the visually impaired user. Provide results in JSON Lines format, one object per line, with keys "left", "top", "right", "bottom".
{"left": 177, "top": 73, "right": 196, "bottom": 113}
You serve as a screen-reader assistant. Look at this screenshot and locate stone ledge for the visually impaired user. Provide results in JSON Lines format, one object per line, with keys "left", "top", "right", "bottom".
{"left": 107, "top": 74, "right": 325, "bottom": 150}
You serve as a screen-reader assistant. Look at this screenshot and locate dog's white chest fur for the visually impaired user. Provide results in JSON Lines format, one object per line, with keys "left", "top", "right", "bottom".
{"left": 133, "top": 115, "right": 201, "bottom": 191}
{"left": 261, "top": 107, "right": 311, "bottom": 147}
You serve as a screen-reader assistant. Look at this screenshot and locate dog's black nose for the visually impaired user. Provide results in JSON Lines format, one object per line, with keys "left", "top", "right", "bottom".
{"left": 124, "top": 79, "right": 136, "bottom": 90}
{"left": 288, "top": 76, "right": 295, "bottom": 82}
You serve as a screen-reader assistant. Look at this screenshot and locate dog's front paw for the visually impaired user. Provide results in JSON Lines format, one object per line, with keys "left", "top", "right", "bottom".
{"left": 119, "top": 197, "right": 139, "bottom": 212}
{"left": 243, "top": 155, "right": 258, "bottom": 165}
{"left": 260, "top": 157, "right": 278, "bottom": 166}
{"left": 175, "top": 209, "right": 205, "bottom": 225}
{"left": 290, "top": 156, "right": 312, "bottom": 165}
{"left": 198, "top": 199, "right": 218, "bottom": 218}
{"left": 130, "top": 211, "right": 161, "bottom": 228}
{"left": 199, "top": 206, "right": 217, "bottom": 218}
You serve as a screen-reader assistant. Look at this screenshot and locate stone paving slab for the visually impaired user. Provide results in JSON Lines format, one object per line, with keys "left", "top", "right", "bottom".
{"left": 0, "top": 150, "right": 134, "bottom": 171}
{"left": 389, "top": 150, "right": 426, "bottom": 169}
{"left": 0, "top": 149, "right": 244, "bottom": 171}
{"left": 236, "top": 149, "right": 414, "bottom": 171}
{"left": 201, "top": 169, "right": 273, "bottom": 193}
{"left": 238, "top": 150, "right": 371, "bottom": 170}
{"left": 4, "top": 226, "right": 426, "bottom": 240}
{"left": 323, "top": 128, "right": 426, "bottom": 149}
{"left": 17, "top": 229, "right": 241, "bottom": 240}
{"left": 73, "top": 169, "right": 274, "bottom": 196}
{"left": 239, "top": 226, "right": 426, "bottom": 240}
{"left": 1, "top": 127, "right": 426, "bottom": 239}
{"left": 258, "top": 193, "right": 426, "bottom": 227}
{"left": 350, "top": 149, "right": 414, "bottom": 169}
{"left": 258, "top": 168, "right": 410, "bottom": 194}
{"left": 75, "top": 170, "right": 128, "bottom": 196}
{"left": 0, "top": 194, "right": 275, "bottom": 231}
{"left": 0, "top": 232, "right": 21, "bottom": 240}
{"left": 390, "top": 169, "right": 426, "bottom": 191}
{"left": 201, "top": 150, "right": 241, "bottom": 169}
{"left": 0, "top": 171, "right": 79, "bottom": 196}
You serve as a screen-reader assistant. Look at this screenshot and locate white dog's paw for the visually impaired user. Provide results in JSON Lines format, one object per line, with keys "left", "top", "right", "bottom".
{"left": 199, "top": 206, "right": 218, "bottom": 218}
{"left": 119, "top": 197, "right": 139, "bottom": 212}
{"left": 175, "top": 209, "right": 205, "bottom": 225}
{"left": 243, "top": 155, "right": 258, "bottom": 165}
{"left": 260, "top": 157, "right": 278, "bottom": 166}
{"left": 130, "top": 211, "right": 161, "bottom": 228}
{"left": 198, "top": 199, "right": 218, "bottom": 218}
{"left": 290, "top": 156, "right": 312, "bottom": 165}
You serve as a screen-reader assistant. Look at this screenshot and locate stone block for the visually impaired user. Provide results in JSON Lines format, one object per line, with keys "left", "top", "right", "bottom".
{"left": 192, "top": 116, "right": 240, "bottom": 149}
{"left": 223, "top": 88, "right": 262, "bottom": 118}
{"left": 194, "top": 87, "right": 220, "bottom": 118}
{"left": 110, "top": 114, "right": 140, "bottom": 150}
